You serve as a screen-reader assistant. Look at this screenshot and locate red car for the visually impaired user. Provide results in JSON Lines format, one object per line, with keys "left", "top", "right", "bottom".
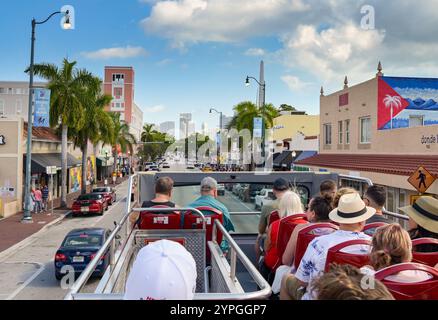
{"left": 92, "top": 187, "right": 116, "bottom": 205}
{"left": 72, "top": 194, "right": 108, "bottom": 217}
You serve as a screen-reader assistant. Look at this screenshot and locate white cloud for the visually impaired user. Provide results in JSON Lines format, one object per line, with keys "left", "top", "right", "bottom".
{"left": 141, "top": 0, "right": 310, "bottom": 48}
{"left": 279, "top": 22, "right": 386, "bottom": 86}
{"left": 245, "top": 48, "right": 266, "bottom": 56}
{"left": 156, "top": 58, "right": 173, "bottom": 66}
{"left": 145, "top": 105, "right": 165, "bottom": 113}
{"left": 281, "top": 75, "right": 311, "bottom": 91}
{"left": 82, "top": 46, "right": 148, "bottom": 59}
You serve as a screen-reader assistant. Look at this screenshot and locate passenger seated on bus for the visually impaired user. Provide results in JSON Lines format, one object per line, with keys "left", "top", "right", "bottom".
{"left": 282, "top": 195, "right": 334, "bottom": 267}
{"left": 256, "top": 178, "right": 291, "bottom": 260}
{"left": 187, "top": 177, "right": 235, "bottom": 251}
{"left": 124, "top": 239, "right": 197, "bottom": 300}
{"left": 270, "top": 196, "right": 333, "bottom": 295}
{"left": 130, "top": 177, "right": 176, "bottom": 227}
{"left": 332, "top": 187, "right": 357, "bottom": 208}
{"left": 363, "top": 185, "right": 391, "bottom": 224}
{"left": 401, "top": 196, "right": 438, "bottom": 255}
{"left": 320, "top": 180, "right": 337, "bottom": 200}
{"left": 280, "top": 193, "right": 375, "bottom": 300}
{"left": 260, "top": 191, "right": 303, "bottom": 284}
{"left": 360, "top": 224, "right": 433, "bottom": 282}
{"left": 311, "top": 264, "right": 394, "bottom": 300}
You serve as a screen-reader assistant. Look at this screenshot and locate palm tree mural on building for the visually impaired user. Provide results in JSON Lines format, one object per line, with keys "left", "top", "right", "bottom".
{"left": 383, "top": 94, "right": 402, "bottom": 129}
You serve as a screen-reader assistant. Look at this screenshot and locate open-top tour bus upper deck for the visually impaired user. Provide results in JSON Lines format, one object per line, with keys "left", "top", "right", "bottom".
{"left": 65, "top": 171, "right": 409, "bottom": 300}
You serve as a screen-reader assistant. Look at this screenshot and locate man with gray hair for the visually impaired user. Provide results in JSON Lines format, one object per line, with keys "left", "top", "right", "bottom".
{"left": 187, "top": 177, "right": 235, "bottom": 251}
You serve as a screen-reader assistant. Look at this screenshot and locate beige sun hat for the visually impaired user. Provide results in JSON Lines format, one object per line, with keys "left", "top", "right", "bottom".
{"left": 329, "top": 193, "right": 376, "bottom": 224}
{"left": 399, "top": 196, "right": 438, "bottom": 234}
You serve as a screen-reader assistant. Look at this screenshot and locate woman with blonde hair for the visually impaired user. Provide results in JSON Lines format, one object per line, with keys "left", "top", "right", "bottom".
{"left": 260, "top": 191, "right": 304, "bottom": 283}
{"left": 361, "top": 223, "right": 433, "bottom": 282}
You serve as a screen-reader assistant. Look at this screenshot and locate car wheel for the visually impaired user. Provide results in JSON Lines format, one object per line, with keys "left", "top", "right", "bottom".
{"left": 105, "top": 204, "right": 109, "bottom": 211}
{"left": 55, "top": 272, "right": 63, "bottom": 281}
{"left": 99, "top": 208, "right": 104, "bottom": 216}
{"left": 72, "top": 212, "right": 77, "bottom": 218}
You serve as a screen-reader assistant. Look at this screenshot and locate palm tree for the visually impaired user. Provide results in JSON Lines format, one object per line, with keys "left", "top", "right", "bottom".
{"left": 383, "top": 95, "right": 402, "bottom": 129}
{"left": 69, "top": 77, "right": 113, "bottom": 194}
{"left": 28, "top": 58, "right": 95, "bottom": 207}
{"left": 227, "top": 101, "right": 279, "bottom": 133}
{"left": 109, "top": 113, "right": 136, "bottom": 174}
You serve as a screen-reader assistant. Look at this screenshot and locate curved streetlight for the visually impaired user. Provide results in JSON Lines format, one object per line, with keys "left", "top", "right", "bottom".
{"left": 209, "top": 108, "right": 223, "bottom": 167}
{"left": 23, "top": 9, "right": 72, "bottom": 223}
{"left": 245, "top": 75, "right": 266, "bottom": 165}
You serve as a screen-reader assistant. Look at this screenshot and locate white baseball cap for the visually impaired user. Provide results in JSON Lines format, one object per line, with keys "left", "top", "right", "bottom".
{"left": 124, "top": 239, "right": 197, "bottom": 300}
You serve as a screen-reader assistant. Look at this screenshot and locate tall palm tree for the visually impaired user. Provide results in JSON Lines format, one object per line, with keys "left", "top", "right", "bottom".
{"left": 69, "top": 77, "right": 113, "bottom": 194}
{"left": 109, "top": 113, "right": 136, "bottom": 174}
{"left": 28, "top": 58, "right": 95, "bottom": 207}
{"left": 227, "top": 101, "right": 279, "bottom": 133}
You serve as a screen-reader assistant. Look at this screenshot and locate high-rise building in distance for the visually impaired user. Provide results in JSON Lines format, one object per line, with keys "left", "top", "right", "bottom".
{"left": 179, "top": 113, "right": 192, "bottom": 139}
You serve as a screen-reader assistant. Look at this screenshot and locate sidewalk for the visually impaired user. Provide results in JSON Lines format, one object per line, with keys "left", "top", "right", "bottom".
{"left": 0, "top": 176, "right": 130, "bottom": 255}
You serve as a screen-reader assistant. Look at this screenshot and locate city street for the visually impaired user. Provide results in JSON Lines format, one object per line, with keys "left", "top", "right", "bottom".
{"left": 0, "top": 164, "right": 261, "bottom": 300}
{"left": 0, "top": 181, "right": 129, "bottom": 300}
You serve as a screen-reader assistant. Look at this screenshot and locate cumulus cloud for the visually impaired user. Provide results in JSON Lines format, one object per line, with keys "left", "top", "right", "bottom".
{"left": 281, "top": 75, "right": 312, "bottom": 91}
{"left": 245, "top": 48, "right": 266, "bottom": 56}
{"left": 141, "top": 0, "right": 310, "bottom": 48}
{"left": 140, "top": 0, "right": 438, "bottom": 93}
{"left": 82, "top": 46, "right": 148, "bottom": 59}
{"left": 145, "top": 105, "right": 165, "bottom": 113}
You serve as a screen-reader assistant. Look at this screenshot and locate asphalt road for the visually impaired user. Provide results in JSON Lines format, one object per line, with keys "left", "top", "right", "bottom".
{"left": 0, "top": 163, "right": 260, "bottom": 300}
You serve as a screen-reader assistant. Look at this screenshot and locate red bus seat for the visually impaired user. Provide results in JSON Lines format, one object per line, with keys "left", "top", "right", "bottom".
{"left": 325, "top": 239, "right": 372, "bottom": 272}
{"left": 276, "top": 214, "right": 308, "bottom": 262}
{"left": 375, "top": 262, "right": 438, "bottom": 300}
{"left": 183, "top": 207, "right": 224, "bottom": 258}
{"left": 268, "top": 210, "right": 280, "bottom": 227}
{"left": 412, "top": 238, "right": 438, "bottom": 267}
{"left": 294, "top": 223, "right": 339, "bottom": 269}
{"left": 138, "top": 205, "right": 181, "bottom": 230}
{"left": 363, "top": 222, "right": 388, "bottom": 236}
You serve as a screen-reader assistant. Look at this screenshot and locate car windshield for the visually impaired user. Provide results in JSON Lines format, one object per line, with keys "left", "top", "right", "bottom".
{"left": 62, "top": 234, "right": 102, "bottom": 247}
{"left": 77, "top": 194, "right": 102, "bottom": 201}
{"left": 93, "top": 188, "right": 109, "bottom": 193}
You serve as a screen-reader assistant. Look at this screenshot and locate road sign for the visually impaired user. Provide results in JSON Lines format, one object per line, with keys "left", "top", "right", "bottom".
{"left": 46, "top": 166, "right": 57, "bottom": 175}
{"left": 410, "top": 194, "right": 434, "bottom": 205}
{"left": 407, "top": 166, "right": 436, "bottom": 194}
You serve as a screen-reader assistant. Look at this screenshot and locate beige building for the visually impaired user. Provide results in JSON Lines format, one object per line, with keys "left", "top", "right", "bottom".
{"left": 0, "top": 81, "right": 46, "bottom": 119}
{"left": 297, "top": 64, "right": 438, "bottom": 212}
{"left": 0, "top": 118, "right": 83, "bottom": 218}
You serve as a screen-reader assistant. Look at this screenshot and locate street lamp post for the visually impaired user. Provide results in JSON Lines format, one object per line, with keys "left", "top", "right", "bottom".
{"left": 104, "top": 151, "right": 110, "bottom": 185}
{"left": 23, "top": 10, "right": 71, "bottom": 223}
{"left": 209, "top": 108, "right": 222, "bottom": 167}
{"left": 245, "top": 75, "right": 266, "bottom": 167}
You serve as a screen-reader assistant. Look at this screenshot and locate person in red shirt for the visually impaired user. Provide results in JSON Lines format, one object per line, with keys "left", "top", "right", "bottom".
{"left": 260, "top": 191, "right": 304, "bottom": 283}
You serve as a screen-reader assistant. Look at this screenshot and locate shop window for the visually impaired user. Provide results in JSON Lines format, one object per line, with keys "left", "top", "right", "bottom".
{"left": 0, "top": 99, "right": 5, "bottom": 116}
{"left": 16, "top": 99, "right": 22, "bottom": 114}
{"left": 360, "top": 117, "right": 371, "bottom": 144}
{"left": 338, "top": 121, "right": 343, "bottom": 144}
{"left": 323, "top": 123, "right": 332, "bottom": 145}
{"left": 409, "top": 115, "right": 424, "bottom": 127}
{"left": 345, "top": 120, "right": 350, "bottom": 144}
{"left": 386, "top": 188, "right": 396, "bottom": 213}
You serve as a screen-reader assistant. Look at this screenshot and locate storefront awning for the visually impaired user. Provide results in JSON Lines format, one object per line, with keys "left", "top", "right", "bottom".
{"left": 273, "top": 151, "right": 292, "bottom": 168}
{"left": 295, "top": 151, "right": 317, "bottom": 162}
{"left": 23, "top": 153, "right": 82, "bottom": 174}
{"left": 96, "top": 156, "right": 115, "bottom": 167}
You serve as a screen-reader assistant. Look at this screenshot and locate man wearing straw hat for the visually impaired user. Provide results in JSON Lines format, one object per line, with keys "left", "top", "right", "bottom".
{"left": 280, "top": 193, "right": 375, "bottom": 300}
{"left": 400, "top": 196, "right": 438, "bottom": 253}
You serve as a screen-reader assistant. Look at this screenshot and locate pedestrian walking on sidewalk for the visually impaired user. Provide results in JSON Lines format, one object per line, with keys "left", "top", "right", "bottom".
{"left": 34, "top": 188, "right": 43, "bottom": 213}
{"left": 42, "top": 185, "right": 49, "bottom": 212}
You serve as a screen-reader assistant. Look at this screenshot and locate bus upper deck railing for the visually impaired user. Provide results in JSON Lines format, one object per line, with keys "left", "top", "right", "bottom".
{"left": 65, "top": 173, "right": 271, "bottom": 300}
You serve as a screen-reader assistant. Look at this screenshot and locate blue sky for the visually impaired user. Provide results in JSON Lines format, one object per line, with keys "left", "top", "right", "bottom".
{"left": 1, "top": 0, "right": 438, "bottom": 135}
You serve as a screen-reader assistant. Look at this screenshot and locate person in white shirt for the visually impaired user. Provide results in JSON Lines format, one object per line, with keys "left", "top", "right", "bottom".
{"left": 280, "top": 193, "right": 375, "bottom": 300}
{"left": 360, "top": 223, "right": 433, "bottom": 283}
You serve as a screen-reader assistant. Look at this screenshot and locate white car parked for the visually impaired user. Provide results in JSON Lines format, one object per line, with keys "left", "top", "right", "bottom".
{"left": 254, "top": 189, "right": 275, "bottom": 210}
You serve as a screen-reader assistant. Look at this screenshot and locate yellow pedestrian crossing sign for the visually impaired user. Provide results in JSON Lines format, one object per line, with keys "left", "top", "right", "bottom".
{"left": 408, "top": 166, "right": 436, "bottom": 194}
